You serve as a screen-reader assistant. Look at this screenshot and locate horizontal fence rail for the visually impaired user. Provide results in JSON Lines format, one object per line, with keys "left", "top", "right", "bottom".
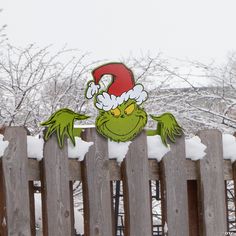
{"left": 0, "top": 127, "right": 234, "bottom": 236}
{"left": 23, "top": 158, "right": 234, "bottom": 182}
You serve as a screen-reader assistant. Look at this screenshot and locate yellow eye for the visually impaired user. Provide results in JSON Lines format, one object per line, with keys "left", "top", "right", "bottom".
{"left": 111, "top": 108, "right": 121, "bottom": 117}
{"left": 125, "top": 103, "right": 135, "bottom": 115}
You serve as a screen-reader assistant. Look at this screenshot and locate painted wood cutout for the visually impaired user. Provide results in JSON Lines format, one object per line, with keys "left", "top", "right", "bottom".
{"left": 41, "top": 62, "right": 183, "bottom": 148}
{"left": 85, "top": 63, "right": 148, "bottom": 142}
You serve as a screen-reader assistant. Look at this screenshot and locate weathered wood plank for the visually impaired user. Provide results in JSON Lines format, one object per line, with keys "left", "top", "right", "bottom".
{"left": 82, "top": 128, "right": 113, "bottom": 236}
{"left": 149, "top": 159, "right": 160, "bottom": 180}
{"left": 69, "top": 159, "right": 81, "bottom": 180}
{"left": 186, "top": 160, "right": 197, "bottom": 180}
{"left": 0, "top": 160, "right": 7, "bottom": 236}
{"left": 28, "top": 158, "right": 40, "bottom": 181}
{"left": 2, "top": 127, "right": 31, "bottom": 236}
{"left": 41, "top": 134, "right": 72, "bottom": 236}
{"left": 27, "top": 157, "right": 233, "bottom": 182}
{"left": 109, "top": 160, "right": 121, "bottom": 181}
{"left": 29, "top": 181, "right": 36, "bottom": 236}
{"left": 28, "top": 159, "right": 82, "bottom": 181}
{"left": 224, "top": 160, "right": 233, "bottom": 180}
{"left": 110, "top": 181, "right": 116, "bottom": 236}
{"left": 188, "top": 180, "right": 199, "bottom": 236}
{"left": 122, "top": 131, "right": 152, "bottom": 236}
{"left": 197, "top": 130, "right": 227, "bottom": 236}
{"left": 69, "top": 181, "right": 76, "bottom": 236}
{"left": 225, "top": 181, "right": 230, "bottom": 232}
{"left": 232, "top": 162, "right": 236, "bottom": 233}
{"left": 160, "top": 135, "right": 189, "bottom": 236}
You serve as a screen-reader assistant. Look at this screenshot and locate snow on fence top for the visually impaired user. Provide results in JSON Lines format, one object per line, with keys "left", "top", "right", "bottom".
{"left": 0, "top": 130, "right": 236, "bottom": 162}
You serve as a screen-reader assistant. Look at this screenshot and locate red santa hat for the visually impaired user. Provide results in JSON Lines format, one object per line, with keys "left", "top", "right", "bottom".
{"left": 86, "top": 63, "right": 148, "bottom": 111}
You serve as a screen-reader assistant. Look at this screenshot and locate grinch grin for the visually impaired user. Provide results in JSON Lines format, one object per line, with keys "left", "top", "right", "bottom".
{"left": 104, "top": 117, "right": 141, "bottom": 137}
{"left": 96, "top": 101, "right": 148, "bottom": 142}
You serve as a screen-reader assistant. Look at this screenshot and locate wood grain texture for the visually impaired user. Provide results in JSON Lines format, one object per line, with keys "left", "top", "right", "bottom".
{"left": 29, "top": 181, "right": 36, "bottom": 236}
{"left": 82, "top": 128, "right": 113, "bottom": 236}
{"left": 232, "top": 162, "right": 236, "bottom": 233}
{"left": 28, "top": 158, "right": 40, "bottom": 181}
{"left": 2, "top": 127, "right": 31, "bottom": 236}
{"left": 69, "top": 181, "right": 76, "bottom": 236}
{"left": 224, "top": 160, "right": 233, "bottom": 180}
{"left": 149, "top": 159, "right": 160, "bottom": 180}
{"left": 41, "top": 133, "right": 72, "bottom": 236}
{"left": 188, "top": 180, "right": 199, "bottom": 236}
{"left": 27, "top": 156, "right": 233, "bottom": 181}
{"left": 225, "top": 181, "right": 230, "bottom": 232}
{"left": 69, "top": 159, "right": 81, "bottom": 180}
{"left": 0, "top": 160, "right": 7, "bottom": 236}
{"left": 109, "top": 160, "right": 121, "bottom": 181}
{"left": 122, "top": 131, "right": 152, "bottom": 236}
{"left": 0, "top": 127, "right": 233, "bottom": 236}
{"left": 197, "top": 130, "right": 227, "bottom": 236}
{"left": 161, "top": 135, "right": 189, "bottom": 236}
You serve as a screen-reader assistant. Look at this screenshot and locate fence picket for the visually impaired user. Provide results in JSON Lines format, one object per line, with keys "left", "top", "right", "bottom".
{"left": 82, "top": 128, "right": 113, "bottom": 236}
{"left": 122, "top": 131, "right": 152, "bottom": 236}
{"left": 69, "top": 181, "right": 76, "bottom": 235}
{"left": 41, "top": 133, "right": 72, "bottom": 236}
{"left": 232, "top": 162, "right": 236, "bottom": 235}
{"left": 188, "top": 180, "right": 199, "bottom": 236}
{"left": 2, "top": 127, "right": 31, "bottom": 236}
{"left": 197, "top": 129, "right": 227, "bottom": 236}
{"left": 0, "top": 160, "right": 7, "bottom": 236}
{"left": 160, "top": 135, "right": 189, "bottom": 236}
{"left": 29, "top": 181, "right": 36, "bottom": 236}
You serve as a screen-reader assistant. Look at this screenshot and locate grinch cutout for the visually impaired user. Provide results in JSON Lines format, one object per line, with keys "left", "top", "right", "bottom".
{"left": 85, "top": 63, "right": 148, "bottom": 142}
{"left": 41, "top": 62, "right": 182, "bottom": 148}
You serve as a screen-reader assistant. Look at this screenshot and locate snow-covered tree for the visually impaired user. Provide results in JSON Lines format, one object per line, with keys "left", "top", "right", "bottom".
{"left": 0, "top": 9, "right": 7, "bottom": 45}
{"left": 0, "top": 44, "right": 97, "bottom": 134}
{"left": 1, "top": 47, "right": 235, "bottom": 135}
{"left": 127, "top": 54, "right": 236, "bottom": 135}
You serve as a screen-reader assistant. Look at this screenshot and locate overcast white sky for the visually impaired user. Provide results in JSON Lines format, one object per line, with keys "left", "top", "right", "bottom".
{"left": 1, "top": 0, "right": 236, "bottom": 63}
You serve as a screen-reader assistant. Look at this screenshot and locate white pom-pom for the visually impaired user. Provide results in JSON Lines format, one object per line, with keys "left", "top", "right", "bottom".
{"left": 86, "top": 81, "right": 100, "bottom": 99}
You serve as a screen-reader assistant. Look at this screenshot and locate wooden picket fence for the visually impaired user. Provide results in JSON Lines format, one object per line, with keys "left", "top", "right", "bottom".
{"left": 0, "top": 127, "right": 234, "bottom": 236}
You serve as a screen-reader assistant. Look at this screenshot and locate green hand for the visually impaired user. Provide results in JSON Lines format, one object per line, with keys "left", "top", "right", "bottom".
{"left": 150, "top": 113, "right": 183, "bottom": 146}
{"left": 41, "top": 108, "right": 90, "bottom": 148}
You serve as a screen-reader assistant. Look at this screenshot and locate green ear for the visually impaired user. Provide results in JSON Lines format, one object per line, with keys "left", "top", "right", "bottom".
{"left": 150, "top": 113, "right": 183, "bottom": 146}
{"left": 41, "top": 108, "right": 90, "bottom": 148}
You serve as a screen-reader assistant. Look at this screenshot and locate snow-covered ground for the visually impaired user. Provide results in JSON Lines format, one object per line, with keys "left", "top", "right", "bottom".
{"left": 34, "top": 193, "right": 84, "bottom": 235}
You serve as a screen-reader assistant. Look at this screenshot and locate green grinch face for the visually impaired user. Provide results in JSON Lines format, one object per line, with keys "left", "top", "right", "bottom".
{"left": 96, "top": 99, "right": 147, "bottom": 142}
